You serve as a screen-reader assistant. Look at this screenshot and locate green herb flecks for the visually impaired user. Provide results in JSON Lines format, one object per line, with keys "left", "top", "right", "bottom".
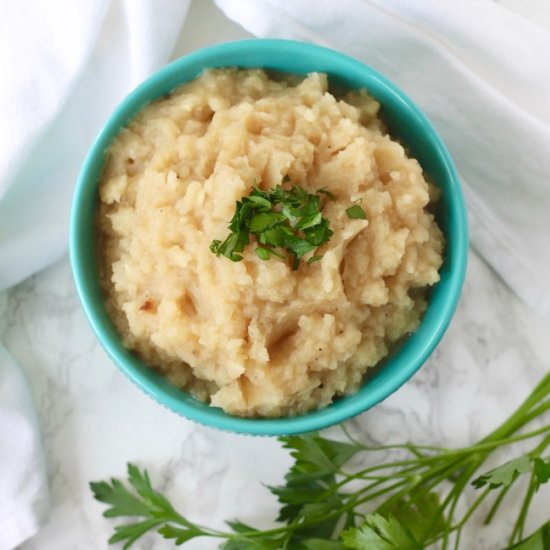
{"left": 345, "top": 204, "right": 367, "bottom": 220}
{"left": 210, "top": 179, "right": 367, "bottom": 270}
{"left": 92, "top": 370, "right": 550, "bottom": 549}
{"left": 210, "top": 181, "right": 333, "bottom": 270}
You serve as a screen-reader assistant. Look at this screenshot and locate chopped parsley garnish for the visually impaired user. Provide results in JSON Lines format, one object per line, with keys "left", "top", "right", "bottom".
{"left": 210, "top": 179, "right": 367, "bottom": 270}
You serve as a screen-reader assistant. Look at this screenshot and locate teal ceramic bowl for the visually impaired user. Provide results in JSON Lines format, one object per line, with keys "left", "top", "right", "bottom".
{"left": 70, "top": 39, "right": 468, "bottom": 436}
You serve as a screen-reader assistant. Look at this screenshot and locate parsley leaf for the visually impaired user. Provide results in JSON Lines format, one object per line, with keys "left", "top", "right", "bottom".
{"left": 341, "top": 514, "right": 421, "bottom": 550}
{"left": 279, "top": 433, "right": 360, "bottom": 480}
{"left": 158, "top": 525, "right": 203, "bottom": 545}
{"left": 90, "top": 477, "right": 150, "bottom": 518}
{"left": 249, "top": 212, "right": 287, "bottom": 233}
{"left": 386, "top": 492, "right": 447, "bottom": 543}
{"left": 317, "top": 187, "right": 337, "bottom": 201}
{"left": 284, "top": 236, "right": 316, "bottom": 259}
{"left": 533, "top": 458, "right": 550, "bottom": 490}
{"left": 304, "top": 218, "right": 333, "bottom": 246}
{"left": 472, "top": 455, "right": 533, "bottom": 489}
{"left": 226, "top": 520, "right": 259, "bottom": 534}
{"left": 296, "top": 212, "right": 323, "bottom": 230}
{"left": 109, "top": 519, "right": 166, "bottom": 549}
{"left": 300, "top": 540, "right": 345, "bottom": 549}
{"left": 270, "top": 433, "right": 359, "bottom": 537}
{"left": 246, "top": 195, "right": 272, "bottom": 209}
{"left": 345, "top": 204, "right": 367, "bottom": 220}
{"left": 90, "top": 464, "right": 209, "bottom": 549}
{"left": 307, "top": 255, "right": 323, "bottom": 264}
{"left": 255, "top": 247, "right": 271, "bottom": 261}
{"left": 504, "top": 520, "right": 550, "bottom": 549}
{"left": 221, "top": 539, "right": 283, "bottom": 550}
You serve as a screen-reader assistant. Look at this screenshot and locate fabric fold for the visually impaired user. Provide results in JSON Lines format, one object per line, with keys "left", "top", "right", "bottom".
{"left": 0, "top": 0, "right": 192, "bottom": 291}
{"left": 0, "top": 345, "right": 49, "bottom": 550}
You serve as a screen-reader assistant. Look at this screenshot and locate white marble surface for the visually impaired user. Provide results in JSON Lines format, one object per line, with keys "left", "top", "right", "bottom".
{"left": 2, "top": 1, "right": 550, "bottom": 549}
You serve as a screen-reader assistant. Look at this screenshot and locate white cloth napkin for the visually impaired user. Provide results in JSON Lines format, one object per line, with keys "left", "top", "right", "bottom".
{"left": 0, "top": 0, "right": 191, "bottom": 291}
{"left": 0, "top": 1, "right": 190, "bottom": 547}
{"left": 214, "top": 0, "right": 550, "bottom": 318}
{"left": 0, "top": 346, "right": 49, "bottom": 550}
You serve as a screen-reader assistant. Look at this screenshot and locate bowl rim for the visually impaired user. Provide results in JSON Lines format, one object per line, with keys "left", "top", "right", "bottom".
{"left": 70, "top": 38, "right": 468, "bottom": 436}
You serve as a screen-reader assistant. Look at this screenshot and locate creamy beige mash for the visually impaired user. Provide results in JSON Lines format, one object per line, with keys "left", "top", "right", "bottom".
{"left": 98, "top": 69, "right": 444, "bottom": 417}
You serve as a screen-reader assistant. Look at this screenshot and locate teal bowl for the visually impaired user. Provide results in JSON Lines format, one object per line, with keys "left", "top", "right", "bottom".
{"left": 70, "top": 39, "right": 468, "bottom": 436}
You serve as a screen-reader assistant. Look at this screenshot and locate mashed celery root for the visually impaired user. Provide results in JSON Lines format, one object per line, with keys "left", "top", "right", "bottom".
{"left": 97, "top": 69, "right": 444, "bottom": 417}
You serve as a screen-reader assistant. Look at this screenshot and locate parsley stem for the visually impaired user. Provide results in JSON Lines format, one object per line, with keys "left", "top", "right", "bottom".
{"left": 481, "top": 376, "right": 550, "bottom": 444}
{"left": 339, "top": 479, "right": 412, "bottom": 516}
{"left": 509, "top": 472, "right": 537, "bottom": 545}
{"left": 339, "top": 422, "right": 550, "bottom": 486}
{"left": 483, "top": 484, "right": 512, "bottom": 525}
{"left": 317, "top": 420, "right": 550, "bottom": 527}
{"left": 465, "top": 423, "right": 550, "bottom": 452}
{"left": 368, "top": 456, "right": 462, "bottom": 520}
{"left": 509, "top": 431, "right": 550, "bottom": 544}
{"left": 341, "top": 456, "right": 446, "bottom": 479}
{"left": 440, "top": 461, "right": 483, "bottom": 550}
{"left": 220, "top": 478, "right": 412, "bottom": 542}
{"left": 512, "top": 399, "right": 550, "bottom": 430}
{"left": 409, "top": 481, "right": 504, "bottom": 548}
{"left": 341, "top": 426, "right": 450, "bottom": 453}
{"left": 454, "top": 486, "right": 492, "bottom": 532}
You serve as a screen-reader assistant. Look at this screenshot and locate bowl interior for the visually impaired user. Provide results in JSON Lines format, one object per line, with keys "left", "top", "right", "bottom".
{"left": 70, "top": 39, "right": 468, "bottom": 435}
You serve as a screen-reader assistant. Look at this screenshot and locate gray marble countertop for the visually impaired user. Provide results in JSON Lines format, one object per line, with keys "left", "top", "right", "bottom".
{"left": 2, "top": 1, "right": 550, "bottom": 549}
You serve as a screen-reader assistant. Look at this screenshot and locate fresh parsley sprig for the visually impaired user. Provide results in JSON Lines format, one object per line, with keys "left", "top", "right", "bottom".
{"left": 210, "top": 180, "right": 366, "bottom": 270}
{"left": 92, "top": 371, "right": 550, "bottom": 549}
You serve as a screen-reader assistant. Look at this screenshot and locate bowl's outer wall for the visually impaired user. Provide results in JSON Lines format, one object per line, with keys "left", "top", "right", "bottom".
{"left": 70, "top": 39, "right": 468, "bottom": 435}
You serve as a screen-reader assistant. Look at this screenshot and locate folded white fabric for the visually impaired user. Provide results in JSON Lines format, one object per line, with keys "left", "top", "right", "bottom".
{"left": 214, "top": 0, "right": 550, "bottom": 319}
{"left": 0, "top": 345, "right": 49, "bottom": 550}
{"left": 0, "top": 1, "right": 190, "bottom": 547}
{"left": 0, "top": 0, "right": 191, "bottom": 292}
